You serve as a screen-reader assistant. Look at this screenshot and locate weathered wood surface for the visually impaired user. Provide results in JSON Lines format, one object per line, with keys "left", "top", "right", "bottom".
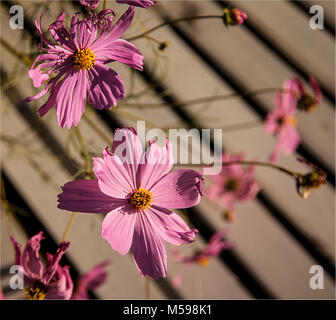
{"left": 1, "top": 0, "right": 335, "bottom": 299}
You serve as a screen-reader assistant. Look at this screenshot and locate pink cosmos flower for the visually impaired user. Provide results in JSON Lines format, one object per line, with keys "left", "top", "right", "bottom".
{"left": 58, "top": 128, "right": 204, "bottom": 279}
{"left": 206, "top": 153, "right": 260, "bottom": 211}
{"left": 223, "top": 8, "right": 247, "bottom": 27}
{"left": 79, "top": 0, "right": 101, "bottom": 9}
{"left": 293, "top": 76, "right": 322, "bottom": 112}
{"left": 172, "top": 230, "right": 232, "bottom": 287}
{"left": 116, "top": 0, "right": 157, "bottom": 8}
{"left": 72, "top": 261, "right": 109, "bottom": 299}
{"left": 24, "top": 7, "right": 143, "bottom": 129}
{"left": 10, "top": 232, "right": 73, "bottom": 300}
{"left": 265, "top": 79, "right": 301, "bottom": 163}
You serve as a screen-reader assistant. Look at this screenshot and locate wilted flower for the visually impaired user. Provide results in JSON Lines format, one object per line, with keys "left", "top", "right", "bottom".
{"left": 10, "top": 232, "right": 73, "bottom": 300}
{"left": 72, "top": 261, "right": 109, "bottom": 299}
{"left": 172, "top": 230, "right": 232, "bottom": 287}
{"left": 206, "top": 153, "right": 260, "bottom": 211}
{"left": 58, "top": 128, "right": 204, "bottom": 279}
{"left": 296, "top": 158, "right": 327, "bottom": 199}
{"left": 24, "top": 7, "right": 143, "bottom": 129}
{"left": 223, "top": 8, "right": 247, "bottom": 27}
{"left": 293, "top": 76, "right": 322, "bottom": 112}
{"left": 116, "top": 0, "right": 157, "bottom": 8}
{"left": 265, "top": 79, "right": 301, "bottom": 163}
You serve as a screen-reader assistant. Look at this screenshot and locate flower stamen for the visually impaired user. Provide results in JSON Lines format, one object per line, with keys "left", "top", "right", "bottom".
{"left": 73, "top": 49, "right": 95, "bottom": 70}
{"left": 25, "top": 283, "right": 47, "bottom": 300}
{"left": 130, "top": 188, "right": 153, "bottom": 210}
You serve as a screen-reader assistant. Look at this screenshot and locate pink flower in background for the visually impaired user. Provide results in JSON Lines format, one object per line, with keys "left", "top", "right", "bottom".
{"left": 223, "top": 8, "right": 247, "bottom": 27}
{"left": 294, "top": 76, "right": 322, "bottom": 112}
{"left": 116, "top": 0, "right": 157, "bottom": 8}
{"left": 79, "top": 0, "right": 100, "bottom": 9}
{"left": 206, "top": 153, "right": 260, "bottom": 211}
{"left": 24, "top": 7, "right": 143, "bottom": 129}
{"left": 172, "top": 230, "right": 233, "bottom": 287}
{"left": 265, "top": 79, "right": 301, "bottom": 163}
{"left": 58, "top": 128, "right": 204, "bottom": 279}
{"left": 72, "top": 261, "right": 109, "bottom": 299}
{"left": 10, "top": 232, "right": 73, "bottom": 300}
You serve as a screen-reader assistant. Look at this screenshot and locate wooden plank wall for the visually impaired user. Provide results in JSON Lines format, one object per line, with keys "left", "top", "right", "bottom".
{"left": 1, "top": 0, "right": 335, "bottom": 299}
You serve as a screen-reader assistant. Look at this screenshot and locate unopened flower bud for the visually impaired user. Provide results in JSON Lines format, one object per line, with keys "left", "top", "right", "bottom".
{"left": 223, "top": 8, "right": 247, "bottom": 27}
{"left": 158, "top": 41, "right": 168, "bottom": 51}
{"left": 297, "top": 94, "right": 318, "bottom": 112}
{"left": 223, "top": 210, "right": 235, "bottom": 222}
{"left": 296, "top": 158, "right": 327, "bottom": 199}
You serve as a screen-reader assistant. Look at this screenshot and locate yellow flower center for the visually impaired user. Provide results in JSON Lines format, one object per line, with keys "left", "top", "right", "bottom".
{"left": 25, "top": 284, "right": 46, "bottom": 300}
{"left": 73, "top": 49, "right": 95, "bottom": 70}
{"left": 197, "top": 256, "right": 210, "bottom": 267}
{"left": 130, "top": 188, "right": 153, "bottom": 210}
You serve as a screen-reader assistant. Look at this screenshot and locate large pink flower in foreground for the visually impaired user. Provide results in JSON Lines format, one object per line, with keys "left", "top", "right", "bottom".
{"left": 116, "top": 0, "right": 157, "bottom": 8}
{"left": 206, "top": 153, "right": 260, "bottom": 211}
{"left": 265, "top": 79, "right": 301, "bottom": 163}
{"left": 24, "top": 7, "right": 143, "bottom": 129}
{"left": 10, "top": 232, "right": 73, "bottom": 300}
{"left": 172, "top": 230, "right": 233, "bottom": 287}
{"left": 58, "top": 128, "right": 204, "bottom": 279}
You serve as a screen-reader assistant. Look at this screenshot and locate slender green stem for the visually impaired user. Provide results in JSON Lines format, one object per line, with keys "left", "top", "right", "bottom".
{"left": 126, "top": 15, "right": 223, "bottom": 42}
{"left": 175, "top": 160, "right": 301, "bottom": 178}
{"left": 103, "top": 0, "right": 107, "bottom": 10}
{"left": 120, "top": 87, "right": 284, "bottom": 109}
{"left": 0, "top": 38, "right": 32, "bottom": 66}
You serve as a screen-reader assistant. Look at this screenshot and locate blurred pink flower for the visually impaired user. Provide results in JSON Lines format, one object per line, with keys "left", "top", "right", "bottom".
{"left": 265, "top": 79, "right": 301, "bottom": 162}
{"left": 223, "top": 8, "right": 247, "bottom": 27}
{"left": 206, "top": 153, "right": 260, "bottom": 211}
{"left": 79, "top": 0, "right": 100, "bottom": 9}
{"left": 24, "top": 7, "right": 143, "bottom": 129}
{"left": 58, "top": 128, "right": 204, "bottom": 279}
{"left": 294, "top": 76, "right": 322, "bottom": 112}
{"left": 72, "top": 261, "right": 109, "bottom": 299}
{"left": 172, "top": 230, "right": 233, "bottom": 287}
{"left": 116, "top": 0, "right": 156, "bottom": 8}
{"left": 10, "top": 232, "right": 73, "bottom": 300}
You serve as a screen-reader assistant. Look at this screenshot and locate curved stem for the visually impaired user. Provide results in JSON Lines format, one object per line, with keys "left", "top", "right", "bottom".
{"left": 127, "top": 15, "right": 223, "bottom": 42}
{"left": 60, "top": 212, "right": 78, "bottom": 243}
{"left": 120, "top": 87, "right": 283, "bottom": 109}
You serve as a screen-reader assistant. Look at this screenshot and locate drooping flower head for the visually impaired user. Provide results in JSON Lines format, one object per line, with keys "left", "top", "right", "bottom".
{"left": 265, "top": 79, "right": 301, "bottom": 163}
{"left": 72, "top": 261, "right": 109, "bottom": 299}
{"left": 116, "top": 0, "right": 157, "bottom": 8}
{"left": 172, "top": 230, "right": 233, "bottom": 287}
{"left": 294, "top": 76, "right": 322, "bottom": 112}
{"left": 10, "top": 232, "right": 73, "bottom": 300}
{"left": 206, "top": 153, "right": 260, "bottom": 211}
{"left": 24, "top": 7, "right": 143, "bottom": 129}
{"left": 58, "top": 128, "right": 204, "bottom": 279}
{"left": 223, "top": 8, "right": 247, "bottom": 27}
{"left": 295, "top": 158, "right": 327, "bottom": 199}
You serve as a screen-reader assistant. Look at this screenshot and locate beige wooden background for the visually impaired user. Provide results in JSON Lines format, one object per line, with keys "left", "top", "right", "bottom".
{"left": 1, "top": 0, "right": 335, "bottom": 299}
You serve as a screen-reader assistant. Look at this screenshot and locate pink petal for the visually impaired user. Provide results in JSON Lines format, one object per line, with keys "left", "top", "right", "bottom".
{"left": 93, "top": 147, "right": 135, "bottom": 197}
{"left": 43, "top": 242, "right": 70, "bottom": 284}
{"left": 137, "top": 138, "right": 174, "bottom": 189}
{"left": 147, "top": 206, "right": 197, "bottom": 245}
{"left": 88, "top": 63, "right": 125, "bottom": 109}
{"left": 150, "top": 169, "right": 204, "bottom": 209}
{"left": 46, "top": 265, "right": 73, "bottom": 299}
{"left": 131, "top": 214, "right": 167, "bottom": 279}
{"left": 10, "top": 236, "right": 22, "bottom": 266}
{"left": 22, "top": 232, "right": 44, "bottom": 280}
{"left": 113, "top": 128, "right": 144, "bottom": 186}
{"left": 72, "top": 261, "right": 109, "bottom": 300}
{"left": 101, "top": 206, "right": 137, "bottom": 255}
{"left": 309, "top": 76, "right": 322, "bottom": 103}
{"left": 58, "top": 179, "right": 124, "bottom": 214}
